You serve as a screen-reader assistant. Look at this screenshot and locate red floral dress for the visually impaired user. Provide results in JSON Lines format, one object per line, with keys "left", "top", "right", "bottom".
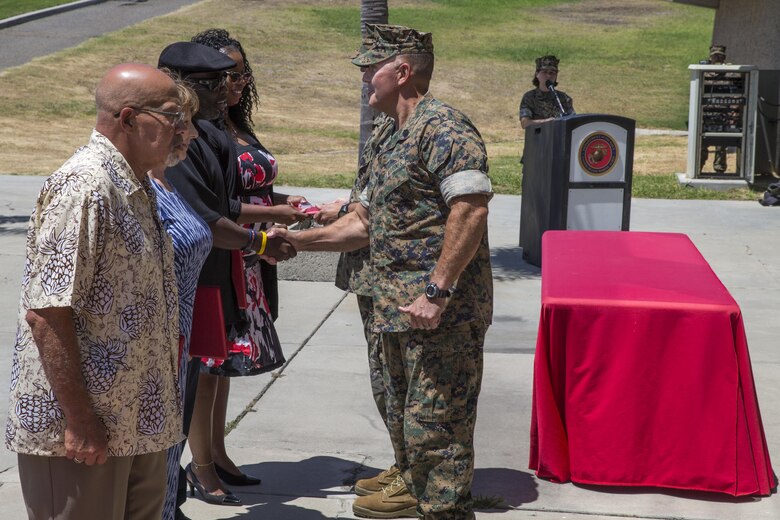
{"left": 201, "top": 141, "right": 285, "bottom": 376}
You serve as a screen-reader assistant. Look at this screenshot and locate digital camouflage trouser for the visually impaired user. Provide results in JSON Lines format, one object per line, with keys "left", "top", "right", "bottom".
{"left": 381, "top": 322, "right": 485, "bottom": 519}
{"left": 357, "top": 294, "right": 387, "bottom": 427}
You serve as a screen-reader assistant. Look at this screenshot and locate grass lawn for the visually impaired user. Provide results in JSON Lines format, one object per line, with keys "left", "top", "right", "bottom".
{"left": 0, "top": 0, "right": 74, "bottom": 20}
{"left": 0, "top": 0, "right": 765, "bottom": 200}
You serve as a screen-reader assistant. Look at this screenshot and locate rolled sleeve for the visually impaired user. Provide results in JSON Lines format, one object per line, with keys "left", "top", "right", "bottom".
{"left": 519, "top": 90, "right": 535, "bottom": 120}
{"left": 440, "top": 170, "right": 493, "bottom": 206}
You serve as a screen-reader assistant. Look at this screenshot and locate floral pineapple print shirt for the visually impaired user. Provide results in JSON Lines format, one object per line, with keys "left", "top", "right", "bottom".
{"left": 6, "top": 130, "right": 182, "bottom": 457}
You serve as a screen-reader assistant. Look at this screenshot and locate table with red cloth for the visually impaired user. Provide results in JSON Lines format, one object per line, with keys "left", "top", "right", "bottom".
{"left": 529, "top": 230, "right": 775, "bottom": 496}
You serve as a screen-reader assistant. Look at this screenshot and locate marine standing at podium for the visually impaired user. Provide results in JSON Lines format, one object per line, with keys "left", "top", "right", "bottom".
{"left": 519, "top": 55, "right": 575, "bottom": 129}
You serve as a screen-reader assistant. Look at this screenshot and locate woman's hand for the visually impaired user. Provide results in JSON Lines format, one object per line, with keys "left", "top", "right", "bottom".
{"left": 269, "top": 204, "right": 308, "bottom": 225}
{"left": 285, "top": 195, "right": 308, "bottom": 207}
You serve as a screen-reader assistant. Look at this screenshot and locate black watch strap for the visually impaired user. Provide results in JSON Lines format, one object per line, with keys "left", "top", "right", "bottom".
{"left": 338, "top": 203, "right": 350, "bottom": 218}
{"left": 425, "top": 282, "right": 452, "bottom": 300}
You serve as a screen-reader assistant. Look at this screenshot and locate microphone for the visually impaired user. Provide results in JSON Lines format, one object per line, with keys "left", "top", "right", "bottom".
{"left": 545, "top": 79, "right": 567, "bottom": 116}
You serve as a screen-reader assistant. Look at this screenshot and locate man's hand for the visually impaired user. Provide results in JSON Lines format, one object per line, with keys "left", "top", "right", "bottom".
{"left": 259, "top": 229, "right": 297, "bottom": 264}
{"left": 264, "top": 211, "right": 370, "bottom": 254}
{"left": 399, "top": 294, "right": 447, "bottom": 330}
{"left": 313, "top": 201, "right": 342, "bottom": 226}
{"left": 26, "top": 307, "right": 110, "bottom": 465}
{"left": 64, "top": 412, "right": 109, "bottom": 465}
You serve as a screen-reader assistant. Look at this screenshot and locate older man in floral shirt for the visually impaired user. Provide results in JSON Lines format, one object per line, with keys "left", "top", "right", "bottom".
{"left": 6, "top": 63, "right": 187, "bottom": 520}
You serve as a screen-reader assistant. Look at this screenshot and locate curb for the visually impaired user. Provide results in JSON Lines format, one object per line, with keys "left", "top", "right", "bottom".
{"left": 0, "top": 0, "right": 107, "bottom": 30}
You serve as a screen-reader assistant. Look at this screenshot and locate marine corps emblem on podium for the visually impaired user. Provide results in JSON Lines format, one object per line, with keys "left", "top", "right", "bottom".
{"left": 578, "top": 132, "right": 619, "bottom": 176}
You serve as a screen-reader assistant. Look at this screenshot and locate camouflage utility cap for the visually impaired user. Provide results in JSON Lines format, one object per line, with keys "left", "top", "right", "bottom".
{"left": 352, "top": 24, "right": 433, "bottom": 67}
{"left": 535, "top": 55, "right": 559, "bottom": 71}
{"left": 709, "top": 44, "right": 726, "bottom": 57}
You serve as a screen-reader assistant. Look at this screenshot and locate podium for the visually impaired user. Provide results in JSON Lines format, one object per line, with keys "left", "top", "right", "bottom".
{"left": 519, "top": 114, "right": 635, "bottom": 267}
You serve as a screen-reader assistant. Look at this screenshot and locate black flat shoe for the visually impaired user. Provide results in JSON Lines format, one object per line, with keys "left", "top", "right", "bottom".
{"left": 215, "top": 463, "right": 262, "bottom": 486}
{"left": 185, "top": 463, "right": 242, "bottom": 506}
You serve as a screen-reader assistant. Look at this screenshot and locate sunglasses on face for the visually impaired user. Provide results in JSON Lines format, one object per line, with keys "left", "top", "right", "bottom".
{"left": 186, "top": 73, "right": 228, "bottom": 91}
{"left": 114, "top": 106, "right": 186, "bottom": 126}
{"left": 226, "top": 71, "right": 252, "bottom": 82}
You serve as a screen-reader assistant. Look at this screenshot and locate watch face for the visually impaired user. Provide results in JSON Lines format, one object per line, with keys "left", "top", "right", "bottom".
{"left": 426, "top": 283, "right": 446, "bottom": 298}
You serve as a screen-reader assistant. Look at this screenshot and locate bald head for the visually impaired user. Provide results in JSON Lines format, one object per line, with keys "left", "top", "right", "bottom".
{"left": 95, "top": 63, "right": 179, "bottom": 119}
{"left": 93, "top": 63, "right": 184, "bottom": 179}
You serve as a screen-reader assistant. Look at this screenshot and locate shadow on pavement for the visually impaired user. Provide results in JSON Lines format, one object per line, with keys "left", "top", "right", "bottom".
{"left": 0, "top": 215, "right": 28, "bottom": 236}
{"left": 490, "top": 247, "right": 540, "bottom": 281}
{"left": 473, "top": 467, "right": 539, "bottom": 508}
{"left": 192, "top": 457, "right": 539, "bottom": 518}
{"left": 187, "top": 456, "right": 356, "bottom": 519}
{"left": 573, "top": 482, "right": 763, "bottom": 504}
{"left": 231, "top": 499, "right": 343, "bottom": 520}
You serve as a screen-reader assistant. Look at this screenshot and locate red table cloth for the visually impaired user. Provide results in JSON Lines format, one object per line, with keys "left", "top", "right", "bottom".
{"left": 529, "top": 230, "right": 775, "bottom": 496}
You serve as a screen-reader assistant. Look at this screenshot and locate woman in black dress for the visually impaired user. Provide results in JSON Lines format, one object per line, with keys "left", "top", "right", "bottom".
{"left": 186, "top": 28, "right": 308, "bottom": 500}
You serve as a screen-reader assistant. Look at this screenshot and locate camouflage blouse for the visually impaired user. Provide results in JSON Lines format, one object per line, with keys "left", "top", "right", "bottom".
{"left": 518, "top": 87, "right": 575, "bottom": 121}
{"left": 6, "top": 131, "right": 182, "bottom": 457}
{"left": 364, "top": 94, "right": 494, "bottom": 332}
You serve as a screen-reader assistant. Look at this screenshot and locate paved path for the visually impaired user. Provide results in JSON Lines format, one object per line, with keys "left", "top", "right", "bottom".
{"left": 0, "top": 0, "right": 199, "bottom": 72}
{"left": 0, "top": 179, "right": 777, "bottom": 519}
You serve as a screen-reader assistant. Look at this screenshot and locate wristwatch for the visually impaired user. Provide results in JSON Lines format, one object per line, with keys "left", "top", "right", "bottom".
{"left": 338, "top": 203, "right": 350, "bottom": 218}
{"left": 425, "top": 282, "right": 452, "bottom": 300}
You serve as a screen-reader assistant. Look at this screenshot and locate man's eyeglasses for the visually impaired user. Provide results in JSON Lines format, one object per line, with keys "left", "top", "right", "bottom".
{"left": 186, "top": 73, "right": 228, "bottom": 91}
{"left": 226, "top": 71, "right": 252, "bottom": 82}
{"left": 114, "top": 106, "right": 186, "bottom": 126}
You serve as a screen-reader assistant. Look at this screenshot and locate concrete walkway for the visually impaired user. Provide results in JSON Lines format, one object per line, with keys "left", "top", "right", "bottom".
{"left": 0, "top": 178, "right": 777, "bottom": 519}
{"left": 0, "top": 0, "right": 199, "bottom": 71}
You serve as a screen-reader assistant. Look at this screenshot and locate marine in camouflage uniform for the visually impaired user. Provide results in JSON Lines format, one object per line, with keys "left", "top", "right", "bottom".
{"left": 362, "top": 92, "right": 493, "bottom": 517}
{"left": 518, "top": 55, "right": 575, "bottom": 127}
{"left": 276, "top": 24, "right": 493, "bottom": 520}
{"left": 519, "top": 88, "right": 574, "bottom": 121}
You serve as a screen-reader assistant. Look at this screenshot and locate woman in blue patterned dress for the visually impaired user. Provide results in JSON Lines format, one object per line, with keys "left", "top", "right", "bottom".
{"left": 148, "top": 83, "right": 213, "bottom": 520}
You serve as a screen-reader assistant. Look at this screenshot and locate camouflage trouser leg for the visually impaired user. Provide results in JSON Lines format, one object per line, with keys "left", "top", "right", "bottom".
{"left": 357, "top": 294, "right": 387, "bottom": 427}
{"left": 381, "top": 323, "right": 485, "bottom": 520}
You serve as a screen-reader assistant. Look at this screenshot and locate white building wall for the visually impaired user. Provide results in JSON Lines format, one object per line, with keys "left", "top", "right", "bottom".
{"left": 712, "top": 0, "right": 780, "bottom": 68}
{"left": 674, "top": 0, "right": 780, "bottom": 69}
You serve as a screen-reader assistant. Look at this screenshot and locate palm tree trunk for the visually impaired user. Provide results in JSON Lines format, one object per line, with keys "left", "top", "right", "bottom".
{"left": 359, "top": 0, "right": 388, "bottom": 158}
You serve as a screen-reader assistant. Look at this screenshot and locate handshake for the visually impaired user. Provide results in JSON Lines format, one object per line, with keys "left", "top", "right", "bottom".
{"left": 256, "top": 228, "right": 298, "bottom": 265}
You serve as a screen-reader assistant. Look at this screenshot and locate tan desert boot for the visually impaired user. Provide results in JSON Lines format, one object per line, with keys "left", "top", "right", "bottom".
{"left": 355, "top": 465, "right": 400, "bottom": 496}
{"left": 352, "top": 474, "right": 418, "bottom": 518}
